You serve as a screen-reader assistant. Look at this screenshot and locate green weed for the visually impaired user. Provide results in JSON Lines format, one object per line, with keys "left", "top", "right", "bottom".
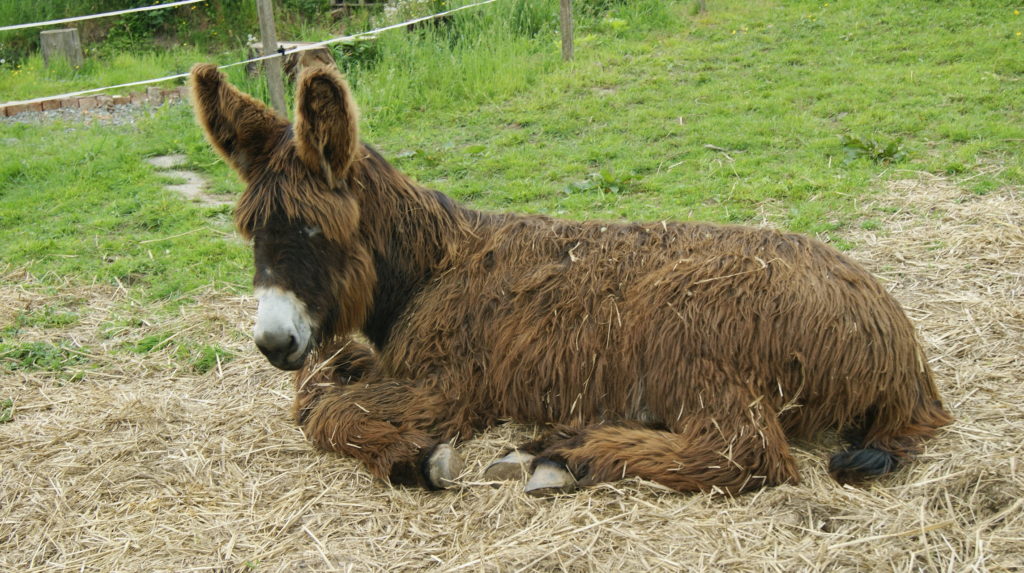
{"left": 566, "top": 169, "right": 637, "bottom": 195}
{"left": 860, "top": 219, "right": 882, "bottom": 231}
{"left": 191, "top": 345, "right": 235, "bottom": 374}
{"left": 131, "top": 332, "right": 178, "bottom": 354}
{"left": 839, "top": 135, "right": 908, "bottom": 165}
{"left": 129, "top": 333, "right": 234, "bottom": 374}
{"left": 21, "top": 305, "right": 80, "bottom": 329}
{"left": 0, "top": 341, "right": 88, "bottom": 372}
{"left": 0, "top": 398, "right": 12, "bottom": 423}
{"left": 2, "top": 304, "right": 80, "bottom": 337}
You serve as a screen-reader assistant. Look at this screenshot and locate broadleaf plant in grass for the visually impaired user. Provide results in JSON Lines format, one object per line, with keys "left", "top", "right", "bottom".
{"left": 839, "top": 135, "right": 908, "bottom": 165}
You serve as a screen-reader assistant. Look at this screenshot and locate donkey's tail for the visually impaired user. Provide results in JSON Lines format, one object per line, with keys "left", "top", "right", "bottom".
{"left": 829, "top": 392, "right": 953, "bottom": 484}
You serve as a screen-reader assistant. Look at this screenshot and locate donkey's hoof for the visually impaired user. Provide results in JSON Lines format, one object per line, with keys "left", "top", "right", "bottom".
{"left": 525, "top": 459, "right": 577, "bottom": 496}
{"left": 484, "top": 450, "right": 536, "bottom": 481}
{"left": 426, "top": 443, "right": 464, "bottom": 489}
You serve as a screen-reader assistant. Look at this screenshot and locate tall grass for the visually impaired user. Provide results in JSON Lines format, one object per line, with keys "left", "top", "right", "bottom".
{"left": 0, "top": 47, "right": 209, "bottom": 102}
{"left": 344, "top": 1, "right": 561, "bottom": 130}
{"left": 0, "top": 0, "right": 569, "bottom": 106}
{"left": 0, "top": 0, "right": 321, "bottom": 65}
{"left": 339, "top": 0, "right": 669, "bottom": 130}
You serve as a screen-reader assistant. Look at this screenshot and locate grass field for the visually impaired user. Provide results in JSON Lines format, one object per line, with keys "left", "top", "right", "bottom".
{"left": 1, "top": 0, "right": 1023, "bottom": 570}
{"left": 2, "top": 0, "right": 1022, "bottom": 302}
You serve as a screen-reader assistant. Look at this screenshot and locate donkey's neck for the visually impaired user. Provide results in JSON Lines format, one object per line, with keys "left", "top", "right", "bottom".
{"left": 350, "top": 145, "right": 480, "bottom": 348}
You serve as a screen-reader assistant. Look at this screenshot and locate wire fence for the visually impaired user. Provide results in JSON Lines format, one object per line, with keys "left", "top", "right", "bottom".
{"left": 0, "top": 0, "right": 206, "bottom": 33}
{"left": 0, "top": 0, "right": 499, "bottom": 108}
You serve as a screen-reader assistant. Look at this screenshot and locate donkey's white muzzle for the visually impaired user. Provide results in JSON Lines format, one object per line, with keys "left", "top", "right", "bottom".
{"left": 253, "top": 286, "right": 313, "bottom": 370}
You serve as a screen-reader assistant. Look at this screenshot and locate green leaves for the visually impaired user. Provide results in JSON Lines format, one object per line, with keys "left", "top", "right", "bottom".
{"left": 839, "top": 135, "right": 908, "bottom": 165}
{"left": 0, "top": 341, "right": 88, "bottom": 372}
{"left": 0, "top": 398, "right": 13, "bottom": 424}
{"left": 129, "top": 333, "right": 235, "bottom": 374}
{"left": 566, "top": 169, "right": 636, "bottom": 195}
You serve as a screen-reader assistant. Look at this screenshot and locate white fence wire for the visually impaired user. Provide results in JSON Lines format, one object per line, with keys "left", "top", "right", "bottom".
{"left": 1, "top": 0, "right": 498, "bottom": 108}
{"left": 0, "top": 0, "right": 206, "bottom": 33}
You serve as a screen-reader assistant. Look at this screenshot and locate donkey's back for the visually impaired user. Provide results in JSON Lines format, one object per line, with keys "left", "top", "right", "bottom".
{"left": 383, "top": 216, "right": 942, "bottom": 446}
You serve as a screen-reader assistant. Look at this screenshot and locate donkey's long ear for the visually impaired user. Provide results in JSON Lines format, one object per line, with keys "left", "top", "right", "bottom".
{"left": 190, "top": 63, "right": 288, "bottom": 181}
{"left": 293, "top": 66, "right": 360, "bottom": 187}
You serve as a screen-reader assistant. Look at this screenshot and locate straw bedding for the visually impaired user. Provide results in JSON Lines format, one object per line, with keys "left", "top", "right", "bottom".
{"left": 1, "top": 174, "right": 1021, "bottom": 571}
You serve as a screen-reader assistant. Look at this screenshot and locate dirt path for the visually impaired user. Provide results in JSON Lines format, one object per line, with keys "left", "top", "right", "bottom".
{"left": 146, "top": 154, "right": 232, "bottom": 207}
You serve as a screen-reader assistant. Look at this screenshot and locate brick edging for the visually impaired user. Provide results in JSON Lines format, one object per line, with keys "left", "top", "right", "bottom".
{"left": 0, "top": 85, "right": 190, "bottom": 117}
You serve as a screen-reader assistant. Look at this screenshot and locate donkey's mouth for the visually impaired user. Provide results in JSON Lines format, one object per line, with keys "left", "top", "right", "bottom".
{"left": 253, "top": 335, "right": 309, "bottom": 372}
{"left": 259, "top": 341, "right": 312, "bottom": 371}
{"left": 254, "top": 327, "right": 313, "bottom": 370}
{"left": 254, "top": 324, "right": 314, "bottom": 370}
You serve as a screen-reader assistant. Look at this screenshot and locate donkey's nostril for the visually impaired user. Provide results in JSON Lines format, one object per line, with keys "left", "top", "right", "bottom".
{"left": 254, "top": 326, "right": 308, "bottom": 370}
{"left": 255, "top": 329, "right": 297, "bottom": 358}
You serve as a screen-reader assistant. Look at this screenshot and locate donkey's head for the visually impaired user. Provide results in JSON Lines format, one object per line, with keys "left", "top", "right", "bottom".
{"left": 191, "top": 63, "right": 375, "bottom": 370}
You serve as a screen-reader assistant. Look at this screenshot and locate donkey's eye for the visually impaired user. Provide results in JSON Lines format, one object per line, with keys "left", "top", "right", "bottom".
{"left": 303, "top": 226, "right": 323, "bottom": 238}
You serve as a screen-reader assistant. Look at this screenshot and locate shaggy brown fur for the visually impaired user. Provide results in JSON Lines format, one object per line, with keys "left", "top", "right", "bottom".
{"left": 191, "top": 63, "right": 953, "bottom": 494}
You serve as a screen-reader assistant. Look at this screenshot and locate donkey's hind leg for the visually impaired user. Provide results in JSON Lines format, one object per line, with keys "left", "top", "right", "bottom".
{"left": 292, "top": 340, "right": 462, "bottom": 489}
{"left": 522, "top": 399, "right": 799, "bottom": 495}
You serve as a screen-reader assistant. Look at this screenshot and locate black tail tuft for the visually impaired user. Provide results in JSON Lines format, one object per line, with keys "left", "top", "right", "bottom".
{"left": 828, "top": 448, "right": 899, "bottom": 484}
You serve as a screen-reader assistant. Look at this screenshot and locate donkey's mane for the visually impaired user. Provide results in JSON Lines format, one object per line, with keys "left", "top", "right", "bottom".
{"left": 231, "top": 128, "right": 339, "bottom": 239}
{"left": 232, "top": 131, "right": 443, "bottom": 246}
{"left": 351, "top": 144, "right": 489, "bottom": 226}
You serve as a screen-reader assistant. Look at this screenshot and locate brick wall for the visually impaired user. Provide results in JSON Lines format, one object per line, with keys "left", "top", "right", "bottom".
{"left": 0, "top": 85, "right": 190, "bottom": 117}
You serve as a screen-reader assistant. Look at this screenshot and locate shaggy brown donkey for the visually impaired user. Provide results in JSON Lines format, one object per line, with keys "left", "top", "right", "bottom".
{"left": 191, "top": 63, "right": 952, "bottom": 495}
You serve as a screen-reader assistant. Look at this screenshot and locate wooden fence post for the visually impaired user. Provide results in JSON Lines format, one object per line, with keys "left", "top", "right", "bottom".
{"left": 256, "top": 0, "right": 288, "bottom": 116}
{"left": 40, "top": 28, "right": 84, "bottom": 69}
{"left": 560, "top": 0, "right": 574, "bottom": 61}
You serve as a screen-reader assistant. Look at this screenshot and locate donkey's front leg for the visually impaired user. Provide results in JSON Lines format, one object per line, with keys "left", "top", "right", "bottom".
{"left": 299, "top": 381, "right": 462, "bottom": 488}
{"left": 292, "top": 342, "right": 462, "bottom": 489}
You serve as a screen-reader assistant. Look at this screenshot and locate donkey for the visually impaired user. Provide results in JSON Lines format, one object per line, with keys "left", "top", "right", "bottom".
{"left": 190, "top": 63, "right": 952, "bottom": 495}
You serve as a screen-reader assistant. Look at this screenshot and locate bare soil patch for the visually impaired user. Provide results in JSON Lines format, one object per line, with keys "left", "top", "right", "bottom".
{"left": 1, "top": 175, "right": 1021, "bottom": 571}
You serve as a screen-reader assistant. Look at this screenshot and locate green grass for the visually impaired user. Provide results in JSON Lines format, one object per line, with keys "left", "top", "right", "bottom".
{"left": 360, "top": 0, "right": 1024, "bottom": 231}
{"left": 0, "top": 397, "right": 12, "bottom": 423}
{"left": 0, "top": 0, "right": 269, "bottom": 66}
{"left": 1, "top": 0, "right": 1022, "bottom": 312}
{"left": 129, "top": 332, "right": 235, "bottom": 373}
{"left": 0, "top": 49, "right": 204, "bottom": 102}
{"left": 0, "top": 340, "right": 89, "bottom": 374}
{"left": 3, "top": 304, "right": 81, "bottom": 335}
{"left": 0, "top": 103, "right": 251, "bottom": 301}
